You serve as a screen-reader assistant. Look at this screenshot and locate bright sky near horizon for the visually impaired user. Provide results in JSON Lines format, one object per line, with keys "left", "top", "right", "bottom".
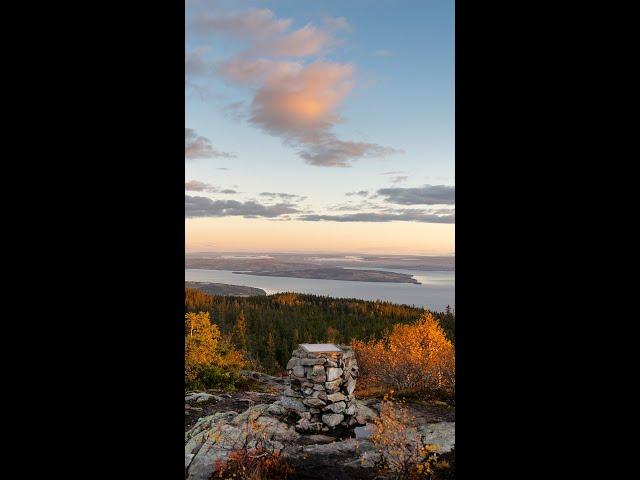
{"left": 186, "top": 0, "right": 454, "bottom": 255}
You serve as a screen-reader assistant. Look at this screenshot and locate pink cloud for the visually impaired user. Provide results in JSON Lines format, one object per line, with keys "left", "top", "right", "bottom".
{"left": 189, "top": 8, "right": 401, "bottom": 167}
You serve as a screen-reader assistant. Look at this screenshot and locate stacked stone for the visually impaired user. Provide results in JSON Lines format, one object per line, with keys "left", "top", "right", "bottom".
{"left": 281, "top": 344, "right": 359, "bottom": 433}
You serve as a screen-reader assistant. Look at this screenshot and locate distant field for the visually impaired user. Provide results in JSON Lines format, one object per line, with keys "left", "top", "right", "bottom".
{"left": 185, "top": 281, "right": 266, "bottom": 297}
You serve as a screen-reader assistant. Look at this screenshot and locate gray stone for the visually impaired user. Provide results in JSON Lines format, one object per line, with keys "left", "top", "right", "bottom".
{"left": 299, "top": 358, "right": 326, "bottom": 366}
{"left": 325, "top": 378, "right": 342, "bottom": 390}
{"left": 266, "top": 402, "right": 285, "bottom": 416}
{"left": 344, "top": 404, "right": 356, "bottom": 416}
{"left": 324, "top": 401, "right": 346, "bottom": 413}
{"left": 313, "top": 384, "right": 325, "bottom": 390}
{"left": 292, "top": 365, "right": 305, "bottom": 377}
{"left": 353, "top": 401, "right": 377, "bottom": 422}
{"left": 321, "top": 413, "right": 344, "bottom": 427}
{"left": 417, "top": 422, "right": 455, "bottom": 453}
{"left": 312, "top": 391, "right": 328, "bottom": 401}
{"left": 280, "top": 396, "right": 306, "bottom": 412}
{"left": 326, "top": 367, "right": 343, "bottom": 381}
{"left": 185, "top": 392, "right": 215, "bottom": 403}
{"left": 303, "top": 397, "right": 327, "bottom": 407}
{"left": 326, "top": 392, "right": 347, "bottom": 402}
{"left": 324, "top": 359, "right": 338, "bottom": 367}
{"left": 354, "top": 424, "right": 375, "bottom": 440}
{"left": 286, "top": 357, "right": 299, "bottom": 369}
{"left": 283, "top": 387, "right": 302, "bottom": 398}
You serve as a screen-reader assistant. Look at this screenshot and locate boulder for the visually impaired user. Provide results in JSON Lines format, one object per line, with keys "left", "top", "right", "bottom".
{"left": 321, "top": 413, "right": 344, "bottom": 427}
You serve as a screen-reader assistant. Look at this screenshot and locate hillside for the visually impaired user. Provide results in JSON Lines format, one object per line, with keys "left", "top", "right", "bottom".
{"left": 185, "top": 289, "right": 454, "bottom": 374}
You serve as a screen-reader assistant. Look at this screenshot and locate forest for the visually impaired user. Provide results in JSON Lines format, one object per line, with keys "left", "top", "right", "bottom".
{"left": 185, "top": 288, "right": 455, "bottom": 375}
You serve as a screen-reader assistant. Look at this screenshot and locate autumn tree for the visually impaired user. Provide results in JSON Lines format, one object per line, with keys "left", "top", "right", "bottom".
{"left": 352, "top": 312, "right": 455, "bottom": 397}
{"left": 185, "top": 311, "right": 246, "bottom": 390}
{"left": 185, "top": 311, "right": 221, "bottom": 381}
{"left": 231, "top": 310, "right": 248, "bottom": 352}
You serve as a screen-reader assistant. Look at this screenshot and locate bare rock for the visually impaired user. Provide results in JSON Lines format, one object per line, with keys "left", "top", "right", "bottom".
{"left": 321, "top": 413, "right": 344, "bottom": 427}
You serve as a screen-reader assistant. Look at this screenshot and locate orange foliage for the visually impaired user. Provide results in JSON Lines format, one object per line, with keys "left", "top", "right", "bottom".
{"left": 371, "top": 394, "right": 440, "bottom": 479}
{"left": 352, "top": 312, "right": 455, "bottom": 397}
{"left": 185, "top": 312, "right": 246, "bottom": 383}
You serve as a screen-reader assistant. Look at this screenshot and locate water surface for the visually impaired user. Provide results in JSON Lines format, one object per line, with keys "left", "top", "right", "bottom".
{"left": 185, "top": 268, "right": 454, "bottom": 311}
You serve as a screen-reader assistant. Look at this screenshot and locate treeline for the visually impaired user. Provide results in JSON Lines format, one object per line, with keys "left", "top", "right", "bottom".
{"left": 185, "top": 289, "right": 455, "bottom": 374}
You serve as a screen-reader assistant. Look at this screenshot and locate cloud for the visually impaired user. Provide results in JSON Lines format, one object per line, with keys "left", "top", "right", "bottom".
{"left": 345, "top": 190, "right": 369, "bottom": 197}
{"left": 191, "top": 8, "right": 291, "bottom": 41}
{"left": 185, "top": 181, "right": 237, "bottom": 194}
{"left": 191, "top": 7, "right": 400, "bottom": 167}
{"left": 260, "top": 192, "right": 307, "bottom": 201}
{"left": 381, "top": 170, "right": 407, "bottom": 175}
{"left": 192, "top": 9, "right": 331, "bottom": 57}
{"left": 375, "top": 185, "right": 455, "bottom": 205}
{"left": 298, "top": 211, "right": 455, "bottom": 223}
{"left": 298, "top": 136, "right": 402, "bottom": 167}
{"left": 185, "top": 195, "right": 299, "bottom": 218}
{"left": 185, "top": 128, "right": 236, "bottom": 159}
{"left": 389, "top": 175, "right": 408, "bottom": 184}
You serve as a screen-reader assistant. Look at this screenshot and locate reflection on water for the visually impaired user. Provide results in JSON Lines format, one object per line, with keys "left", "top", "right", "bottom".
{"left": 185, "top": 268, "right": 455, "bottom": 312}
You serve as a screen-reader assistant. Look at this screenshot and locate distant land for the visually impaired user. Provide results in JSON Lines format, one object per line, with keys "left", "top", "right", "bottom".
{"left": 185, "top": 252, "right": 453, "bottom": 284}
{"left": 239, "top": 267, "right": 419, "bottom": 284}
{"left": 185, "top": 281, "right": 266, "bottom": 297}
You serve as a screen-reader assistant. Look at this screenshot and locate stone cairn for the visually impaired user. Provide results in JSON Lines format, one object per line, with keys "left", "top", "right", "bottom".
{"left": 281, "top": 343, "right": 359, "bottom": 433}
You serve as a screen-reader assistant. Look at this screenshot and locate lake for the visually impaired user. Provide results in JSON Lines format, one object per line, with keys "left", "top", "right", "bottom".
{"left": 185, "top": 268, "right": 454, "bottom": 311}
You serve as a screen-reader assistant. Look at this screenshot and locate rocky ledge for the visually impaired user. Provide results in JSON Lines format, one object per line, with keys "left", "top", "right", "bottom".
{"left": 184, "top": 372, "right": 455, "bottom": 480}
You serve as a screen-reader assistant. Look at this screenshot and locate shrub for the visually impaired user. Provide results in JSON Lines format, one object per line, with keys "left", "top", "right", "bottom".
{"left": 371, "top": 395, "right": 441, "bottom": 479}
{"left": 352, "top": 312, "right": 455, "bottom": 399}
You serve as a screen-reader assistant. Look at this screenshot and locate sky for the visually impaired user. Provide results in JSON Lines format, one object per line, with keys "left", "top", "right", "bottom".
{"left": 185, "top": 0, "right": 454, "bottom": 255}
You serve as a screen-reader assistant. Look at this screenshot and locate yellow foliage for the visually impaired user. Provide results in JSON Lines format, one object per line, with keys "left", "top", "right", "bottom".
{"left": 352, "top": 312, "right": 455, "bottom": 397}
{"left": 185, "top": 311, "right": 246, "bottom": 382}
{"left": 371, "top": 395, "right": 440, "bottom": 479}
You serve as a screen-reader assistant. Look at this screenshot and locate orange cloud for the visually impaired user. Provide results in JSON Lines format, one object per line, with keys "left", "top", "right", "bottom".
{"left": 190, "top": 8, "right": 401, "bottom": 167}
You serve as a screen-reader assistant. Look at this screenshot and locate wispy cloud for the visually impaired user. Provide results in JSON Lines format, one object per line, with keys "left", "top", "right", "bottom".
{"left": 185, "top": 128, "right": 236, "bottom": 160}
{"left": 260, "top": 192, "right": 307, "bottom": 201}
{"left": 375, "top": 185, "right": 455, "bottom": 205}
{"left": 185, "top": 195, "right": 299, "bottom": 218}
{"left": 185, "top": 180, "right": 237, "bottom": 194}
{"left": 345, "top": 190, "right": 369, "bottom": 197}
{"left": 188, "top": 8, "right": 400, "bottom": 167}
{"left": 299, "top": 210, "right": 454, "bottom": 223}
